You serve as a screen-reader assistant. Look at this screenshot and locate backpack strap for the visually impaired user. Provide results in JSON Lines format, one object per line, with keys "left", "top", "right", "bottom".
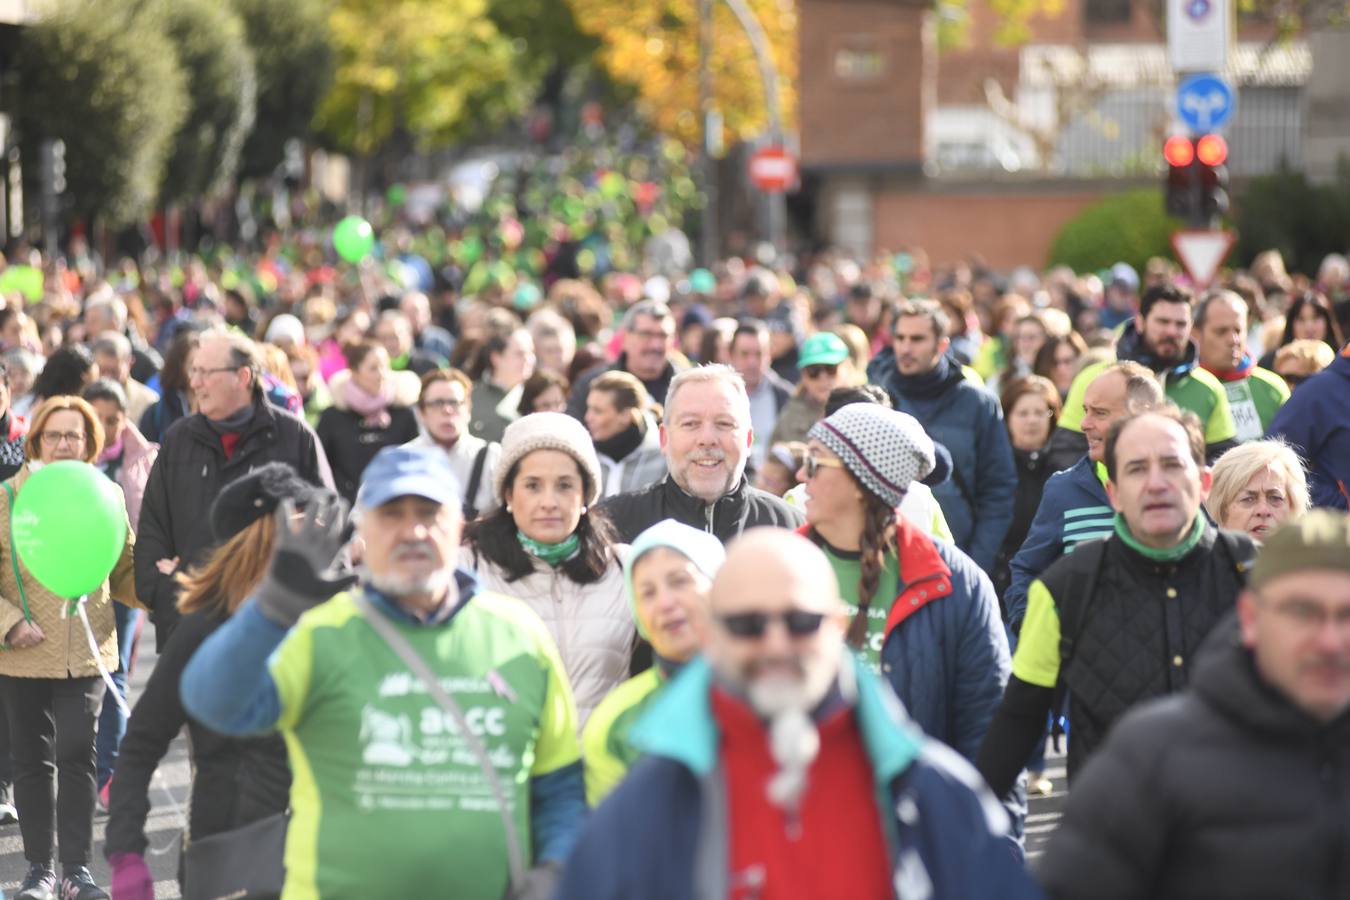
{"left": 461, "top": 444, "right": 490, "bottom": 522}
{"left": 3, "top": 482, "right": 32, "bottom": 624}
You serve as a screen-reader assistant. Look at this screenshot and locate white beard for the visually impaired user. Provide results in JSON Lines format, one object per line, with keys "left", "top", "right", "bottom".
{"left": 748, "top": 675, "right": 822, "bottom": 814}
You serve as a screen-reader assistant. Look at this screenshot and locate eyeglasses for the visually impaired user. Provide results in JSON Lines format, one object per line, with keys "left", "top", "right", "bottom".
{"left": 803, "top": 454, "right": 846, "bottom": 479}
{"left": 1266, "top": 599, "right": 1350, "bottom": 633}
{"left": 422, "top": 397, "right": 466, "bottom": 411}
{"left": 717, "top": 610, "right": 827, "bottom": 639}
{"left": 41, "top": 430, "right": 86, "bottom": 447}
{"left": 188, "top": 365, "right": 240, "bottom": 381}
{"left": 801, "top": 364, "right": 839, "bottom": 380}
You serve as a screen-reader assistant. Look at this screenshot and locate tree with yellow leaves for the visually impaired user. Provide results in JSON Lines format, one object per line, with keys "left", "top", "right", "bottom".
{"left": 315, "top": 0, "right": 533, "bottom": 155}
{"left": 565, "top": 0, "right": 798, "bottom": 147}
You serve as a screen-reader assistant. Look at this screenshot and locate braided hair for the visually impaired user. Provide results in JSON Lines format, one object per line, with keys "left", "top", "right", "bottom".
{"left": 848, "top": 491, "right": 899, "bottom": 648}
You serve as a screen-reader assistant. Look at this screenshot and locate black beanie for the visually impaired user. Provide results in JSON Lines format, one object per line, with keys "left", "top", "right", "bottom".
{"left": 210, "top": 463, "right": 318, "bottom": 541}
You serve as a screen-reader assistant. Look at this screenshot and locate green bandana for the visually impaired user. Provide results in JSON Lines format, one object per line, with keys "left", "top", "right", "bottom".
{"left": 1113, "top": 512, "right": 1205, "bottom": 562}
{"left": 517, "top": 530, "right": 580, "bottom": 566}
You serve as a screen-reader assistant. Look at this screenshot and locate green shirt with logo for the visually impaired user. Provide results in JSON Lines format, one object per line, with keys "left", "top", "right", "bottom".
{"left": 268, "top": 590, "right": 579, "bottom": 900}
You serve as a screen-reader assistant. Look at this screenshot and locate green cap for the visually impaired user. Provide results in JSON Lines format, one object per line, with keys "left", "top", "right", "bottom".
{"left": 798, "top": 332, "right": 850, "bottom": 368}
{"left": 1250, "top": 511, "right": 1350, "bottom": 589}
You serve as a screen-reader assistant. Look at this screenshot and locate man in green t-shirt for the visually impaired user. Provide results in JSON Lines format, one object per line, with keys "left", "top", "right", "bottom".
{"left": 1194, "top": 290, "right": 1290, "bottom": 442}
{"left": 181, "top": 447, "right": 584, "bottom": 900}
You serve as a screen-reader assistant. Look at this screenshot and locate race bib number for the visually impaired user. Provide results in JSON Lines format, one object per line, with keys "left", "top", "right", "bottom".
{"left": 1224, "top": 380, "right": 1262, "bottom": 442}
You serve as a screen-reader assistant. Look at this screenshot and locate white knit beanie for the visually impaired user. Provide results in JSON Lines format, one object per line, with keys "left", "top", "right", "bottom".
{"left": 495, "top": 412, "right": 603, "bottom": 505}
{"left": 808, "top": 405, "right": 936, "bottom": 508}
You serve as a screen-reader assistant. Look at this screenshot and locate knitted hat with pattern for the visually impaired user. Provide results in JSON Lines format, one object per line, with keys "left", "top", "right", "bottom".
{"left": 808, "top": 404, "right": 935, "bottom": 508}
{"left": 495, "top": 412, "right": 603, "bottom": 506}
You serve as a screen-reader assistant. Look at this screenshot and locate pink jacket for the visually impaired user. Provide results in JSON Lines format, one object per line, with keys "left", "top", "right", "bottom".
{"left": 117, "top": 423, "right": 159, "bottom": 532}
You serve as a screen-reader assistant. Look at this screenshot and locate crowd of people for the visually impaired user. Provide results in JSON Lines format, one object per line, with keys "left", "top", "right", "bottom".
{"left": 0, "top": 234, "right": 1345, "bottom": 899}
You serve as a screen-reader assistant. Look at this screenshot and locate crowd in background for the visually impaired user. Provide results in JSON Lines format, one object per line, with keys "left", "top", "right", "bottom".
{"left": 0, "top": 224, "right": 1345, "bottom": 900}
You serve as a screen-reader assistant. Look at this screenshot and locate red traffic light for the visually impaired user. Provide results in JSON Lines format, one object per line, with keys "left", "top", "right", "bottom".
{"left": 1196, "top": 134, "right": 1228, "bottom": 167}
{"left": 1163, "top": 135, "right": 1195, "bottom": 167}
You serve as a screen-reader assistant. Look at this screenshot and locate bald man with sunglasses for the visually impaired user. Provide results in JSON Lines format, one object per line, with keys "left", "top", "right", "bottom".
{"left": 557, "top": 528, "right": 1040, "bottom": 900}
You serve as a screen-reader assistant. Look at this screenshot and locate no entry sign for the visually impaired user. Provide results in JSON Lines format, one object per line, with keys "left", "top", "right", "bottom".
{"left": 748, "top": 146, "right": 797, "bottom": 193}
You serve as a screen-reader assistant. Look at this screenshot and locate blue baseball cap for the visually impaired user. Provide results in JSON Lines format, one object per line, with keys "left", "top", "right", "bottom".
{"left": 356, "top": 446, "right": 462, "bottom": 511}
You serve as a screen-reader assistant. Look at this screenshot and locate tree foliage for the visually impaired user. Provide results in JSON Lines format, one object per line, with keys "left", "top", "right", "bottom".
{"left": 564, "top": 0, "right": 798, "bottom": 146}
{"left": 155, "top": 0, "right": 257, "bottom": 202}
{"left": 315, "top": 0, "right": 533, "bottom": 155}
{"left": 231, "top": 0, "right": 335, "bottom": 179}
{"left": 1048, "top": 189, "right": 1179, "bottom": 274}
{"left": 14, "top": 0, "right": 187, "bottom": 226}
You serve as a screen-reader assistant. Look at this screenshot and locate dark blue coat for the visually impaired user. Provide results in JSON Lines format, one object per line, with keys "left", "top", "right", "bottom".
{"left": 1266, "top": 351, "right": 1350, "bottom": 511}
{"left": 867, "top": 348, "right": 1016, "bottom": 573}
{"left": 1004, "top": 456, "right": 1115, "bottom": 629}
{"left": 555, "top": 656, "right": 1042, "bottom": 900}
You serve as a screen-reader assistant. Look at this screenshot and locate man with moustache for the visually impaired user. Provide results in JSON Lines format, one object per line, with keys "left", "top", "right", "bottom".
{"left": 181, "top": 446, "right": 584, "bottom": 900}
{"left": 566, "top": 300, "right": 684, "bottom": 418}
{"left": 600, "top": 365, "right": 802, "bottom": 543}
{"left": 556, "top": 529, "right": 1041, "bottom": 900}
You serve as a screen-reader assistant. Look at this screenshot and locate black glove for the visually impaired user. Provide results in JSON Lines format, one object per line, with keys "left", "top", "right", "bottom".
{"left": 256, "top": 493, "right": 357, "bottom": 628}
{"left": 503, "top": 861, "right": 562, "bottom": 900}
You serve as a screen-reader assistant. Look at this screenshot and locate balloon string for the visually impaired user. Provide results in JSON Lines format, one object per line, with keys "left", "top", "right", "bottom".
{"left": 70, "top": 595, "right": 189, "bottom": 855}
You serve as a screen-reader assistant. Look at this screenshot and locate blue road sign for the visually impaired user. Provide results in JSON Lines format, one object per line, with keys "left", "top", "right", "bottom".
{"left": 1177, "top": 73, "right": 1235, "bottom": 133}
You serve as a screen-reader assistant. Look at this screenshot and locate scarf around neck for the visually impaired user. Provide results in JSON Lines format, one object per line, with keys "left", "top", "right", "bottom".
{"left": 594, "top": 417, "right": 645, "bottom": 462}
{"left": 343, "top": 377, "right": 393, "bottom": 429}
{"left": 894, "top": 351, "right": 960, "bottom": 400}
{"left": 1114, "top": 511, "right": 1205, "bottom": 562}
{"left": 518, "top": 529, "right": 581, "bottom": 566}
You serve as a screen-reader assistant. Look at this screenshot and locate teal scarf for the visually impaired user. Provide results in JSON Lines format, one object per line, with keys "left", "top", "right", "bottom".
{"left": 1113, "top": 512, "right": 1205, "bottom": 562}
{"left": 518, "top": 530, "right": 580, "bottom": 567}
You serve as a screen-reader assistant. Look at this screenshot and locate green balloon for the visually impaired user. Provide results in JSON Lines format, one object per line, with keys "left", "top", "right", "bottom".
{"left": 333, "top": 215, "right": 376, "bottom": 263}
{"left": 12, "top": 461, "right": 127, "bottom": 599}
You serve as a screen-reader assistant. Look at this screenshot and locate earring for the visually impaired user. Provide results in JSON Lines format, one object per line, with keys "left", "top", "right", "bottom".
{"left": 505, "top": 504, "right": 513, "bottom": 513}
{"left": 581, "top": 505, "right": 589, "bottom": 515}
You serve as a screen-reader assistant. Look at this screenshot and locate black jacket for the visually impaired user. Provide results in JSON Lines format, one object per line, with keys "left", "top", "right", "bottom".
{"left": 565, "top": 353, "right": 682, "bottom": 420}
{"left": 1038, "top": 617, "right": 1350, "bottom": 900}
{"left": 134, "top": 396, "right": 334, "bottom": 643}
{"left": 977, "top": 522, "right": 1255, "bottom": 795}
{"left": 599, "top": 475, "right": 803, "bottom": 544}
{"left": 992, "top": 445, "right": 1054, "bottom": 605}
{"left": 104, "top": 610, "right": 290, "bottom": 859}
{"left": 315, "top": 404, "right": 421, "bottom": 503}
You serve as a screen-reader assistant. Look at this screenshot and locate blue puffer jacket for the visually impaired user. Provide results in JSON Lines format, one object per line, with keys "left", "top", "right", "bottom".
{"left": 555, "top": 655, "right": 1044, "bottom": 900}
{"left": 1266, "top": 351, "right": 1350, "bottom": 511}
{"left": 811, "top": 519, "right": 1011, "bottom": 765}
{"left": 868, "top": 348, "right": 1016, "bottom": 574}
{"left": 1003, "top": 456, "right": 1114, "bottom": 630}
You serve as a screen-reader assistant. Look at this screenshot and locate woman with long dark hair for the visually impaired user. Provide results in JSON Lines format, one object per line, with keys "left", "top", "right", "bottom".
{"left": 138, "top": 328, "right": 201, "bottom": 443}
{"left": 464, "top": 413, "right": 633, "bottom": 728}
{"left": 795, "top": 403, "right": 1009, "bottom": 766}
{"left": 104, "top": 465, "right": 308, "bottom": 899}
{"left": 1258, "top": 291, "right": 1346, "bottom": 369}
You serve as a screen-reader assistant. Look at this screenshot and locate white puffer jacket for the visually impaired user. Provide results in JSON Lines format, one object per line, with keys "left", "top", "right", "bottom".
{"left": 473, "top": 547, "right": 635, "bottom": 730}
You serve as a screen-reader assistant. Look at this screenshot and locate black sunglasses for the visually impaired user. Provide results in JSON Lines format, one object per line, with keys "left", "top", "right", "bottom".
{"left": 718, "top": 610, "right": 827, "bottom": 639}
{"left": 802, "top": 364, "right": 839, "bottom": 379}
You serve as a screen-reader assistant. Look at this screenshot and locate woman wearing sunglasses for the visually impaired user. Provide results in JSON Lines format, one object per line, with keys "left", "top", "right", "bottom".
{"left": 797, "top": 404, "right": 1011, "bottom": 772}
{"left": 767, "top": 332, "right": 850, "bottom": 446}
